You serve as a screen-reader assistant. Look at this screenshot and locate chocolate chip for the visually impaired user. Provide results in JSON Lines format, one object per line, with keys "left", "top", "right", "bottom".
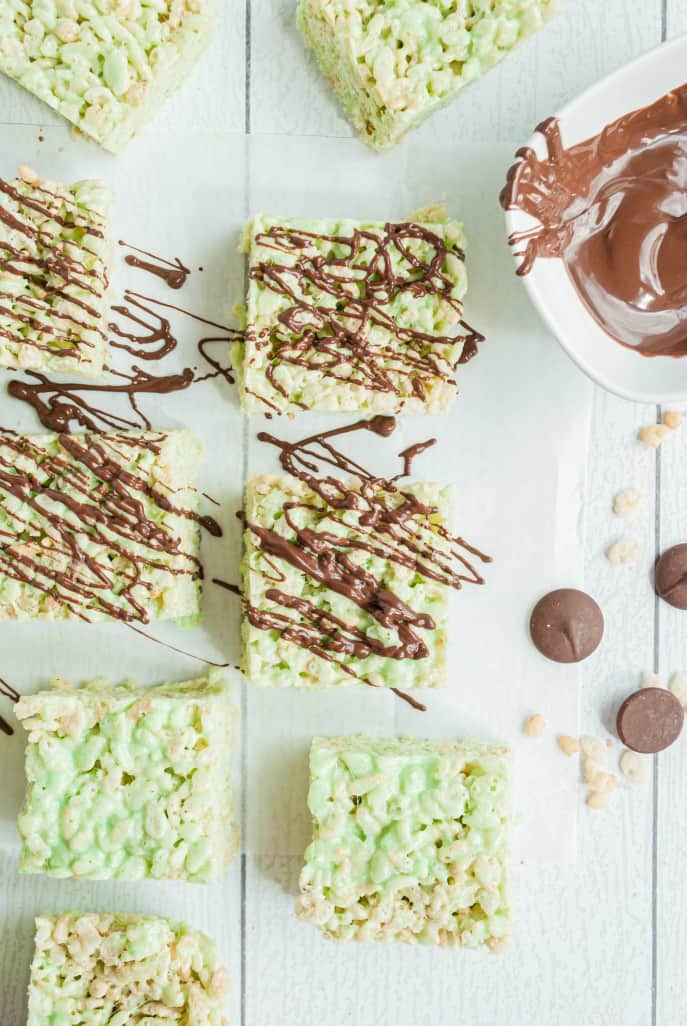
{"left": 529, "top": 588, "right": 604, "bottom": 663}
{"left": 655, "top": 544, "right": 687, "bottom": 609}
{"left": 616, "top": 688, "right": 684, "bottom": 754}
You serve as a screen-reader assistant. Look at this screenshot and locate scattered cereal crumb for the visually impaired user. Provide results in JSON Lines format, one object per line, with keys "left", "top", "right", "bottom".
{"left": 581, "top": 736, "right": 607, "bottom": 761}
{"left": 662, "top": 410, "right": 682, "bottom": 430}
{"left": 587, "top": 790, "right": 611, "bottom": 810}
{"left": 639, "top": 424, "right": 671, "bottom": 448}
{"left": 558, "top": 735, "right": 580, "bottom": 756}
{"left": 523, "top": 713, "right": 546, "bottom": 738}
{"left": 606, "top": 538, "right": 640, "bottom": 566}
{"left": 487, "top": 936, "right": 509, "bottom": 954}
{"left": 606, "top": 738, "right": 615, "bottom": 749}
{"left": 613, "top": 488, "right": 641, "bottom": 517}
{"left": 669, "top": 672, "right": 687, "bottom": 708}
{"left": 620, "top": 750, "right": 648, "bottom": 784}
{"left": 641, "top": 671, "right": 662, "bottom": 688}
{"left": 18, "top": 164, "right": 40, "bottom": 185}
{"left": 583, "top": 758, "right": 606, "bottom": 787}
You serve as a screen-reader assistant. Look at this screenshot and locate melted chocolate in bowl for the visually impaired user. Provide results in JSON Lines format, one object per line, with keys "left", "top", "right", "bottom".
{"left": 501, "top": 86, "right": 687, "bottom": 358}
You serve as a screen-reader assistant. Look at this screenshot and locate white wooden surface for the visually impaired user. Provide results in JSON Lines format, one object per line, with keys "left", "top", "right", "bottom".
{"left": 1, "top": 2, "right": 686, "bottom": 1024}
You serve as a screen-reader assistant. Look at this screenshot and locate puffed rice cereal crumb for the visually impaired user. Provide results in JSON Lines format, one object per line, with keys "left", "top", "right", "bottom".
{"left": 558, "top": 735, "right": 580, "bottom": 757}
{"left": 523, "top": 713, "right": 545, "bottom": 738}
{"left": 613, "top": 488, "right": 641, "bottom": 517}
{"left": 620, "top": 750, "right": 648, "bottom": 784}
{"left": 606, "top": 538, "right": 641, "bottom": 566}
{"left": 639, "top": 424, "right": 671, "bottom": 448}
{"left": 662, "top": 410, "right": 682, "bottom": 430}
{"left": 669, "top": 672, "right": 687, "bottom": 708}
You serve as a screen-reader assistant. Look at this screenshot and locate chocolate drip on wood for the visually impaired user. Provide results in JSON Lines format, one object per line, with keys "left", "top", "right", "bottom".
{"left": 119, "top": 241, "right": 190, "bottom": 290}
{"left": 247, "top": 222, "right": 484, "bottom": 408}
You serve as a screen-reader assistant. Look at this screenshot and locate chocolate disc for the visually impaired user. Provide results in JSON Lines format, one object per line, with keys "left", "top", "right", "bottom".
{"left": 616, "top": 688, "right": 684, "bottom": 754}
{"left": 655, "top": 544, "right": 687, "bottom": 609}
{"left": 529, "top": 588, "right": 604, "bottom": 663}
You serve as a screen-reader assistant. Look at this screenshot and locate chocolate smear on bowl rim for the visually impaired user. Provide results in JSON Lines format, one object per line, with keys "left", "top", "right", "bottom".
{"left": 501, "top": 85, "right": 687, "bottom": 357}
{"left": 230, "top": 416, "right": 491, "bottom": 711}
{"left": 118, "top": 241, "right": 190, "bottom": 290}
{"left": 529, "top": 588, "right": 604, "bottom": 663}
{"left": 654, "top": 543, "right": 687, "bottom": 609}
{"left": 616, "top": 687, "right": 684, "bottom": 754}
{"left": 246, "top": 221, "right": 485, "bottom": 410}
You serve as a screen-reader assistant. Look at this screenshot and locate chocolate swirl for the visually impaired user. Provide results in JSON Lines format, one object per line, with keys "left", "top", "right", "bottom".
{"left": 501, "top": 85, "right": 687, "bottom": 357}
{"left": 247, "top": 221, "right": 483, "bottom": 409}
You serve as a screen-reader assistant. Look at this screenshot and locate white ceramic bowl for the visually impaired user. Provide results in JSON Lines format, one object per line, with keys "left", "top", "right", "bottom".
{"left": 503, "top": 34, "right": 687, "bottom": 404}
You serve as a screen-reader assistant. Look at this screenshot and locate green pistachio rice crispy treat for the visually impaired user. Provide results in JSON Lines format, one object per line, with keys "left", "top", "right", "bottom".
{"left": 298, "top": 0, "right": 555, "bottom": 150}
{"left": 16, "top": 670, "right": 238, "bottom": 883}
{"left": 27, "top": 912, "right": 230, "bottom": 1025}
{"left": 0, "top": 0, "right": 215, "bottom": 154}
{"left": 236, "top": 209, "right": 471, "bottom": 414}
{"left": 0, "top": 168, "right": 113, "bottom": 376}
{"left": 0, "top": 429, "right": 202, "bottom": 624}
{"left": 241, "top": 473, "right": 451, "bottom": 690}
{"left": 297, "top": 735, "right": 511, "bottom": 947}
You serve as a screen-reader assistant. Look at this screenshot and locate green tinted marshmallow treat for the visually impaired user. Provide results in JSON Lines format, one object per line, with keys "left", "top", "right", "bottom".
{"left": 16, "top": 671, "right": 238, "bottom": 883}
{"left": 0, "top": 429, "right": 202, "bottom": 624}
{"left": 236, "top": 208, "right": 469, "bottom": 414}
{"left": 0, "top": 0, "right": 215, "bottom": 154}
{"left": 27, "top": 912, "right": 230, "bottom": 1026}
{"left": 297, "top": 0, "right": 555, "bottom": 150}
{"left": 297, "top": 736, "right": 511, "bottom": 948}
{"left": 0, "top": 167, "right": 112, "bottom": 376}
{"left": 241, "top": 474, "right": 450, "bottom": 689}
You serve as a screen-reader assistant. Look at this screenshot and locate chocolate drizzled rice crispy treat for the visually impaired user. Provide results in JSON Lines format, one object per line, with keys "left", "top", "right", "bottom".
{"left": 236, "top": 207, "right": 476, "bottom": 414}
{"left": 241, "top": 473, "right": 452, "bottom": 690}
{"left": 27, "top": 912, "right": 230, "bottom": 1025}
{"left": 0, "top": 429, "right": 202, "bottom": 624}
{"left": 0, "top": 168, "right": 112, "bottom": 376}
{"left": 297, "top": 0, "right": 555, "bottom": 150}
{"left": 297, "top": 736, "right": 511, "bottom": 947}
{"left": 16, "top": 670, "right": 238, "bottom": 882}
{"left": 0, "top": 0, "right": 215, "bottom": 153}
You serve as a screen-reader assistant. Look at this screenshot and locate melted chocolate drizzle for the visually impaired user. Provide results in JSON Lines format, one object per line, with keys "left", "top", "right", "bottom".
{"left": 0, "top": 432, "right": 206, "bottom": 623}
{"left": 0, "top": 676, "right": 19, "bottom": 737}
{"left": 239, "top": 417, "right": 490, "bottom": 708}
{"left": 246, "top": 222, "right": 484, "bottom": 409}
{"left": 119, "top": 241, "right": 190, "bottom": 290}
{"left": 8, "top": 292, "right": 239, "bottom": 434}
{"left": 0, "top": 176, "right": 109, "bottom": 364}
{"left": 501, "top": 88, "right": 687, "bottom": 357}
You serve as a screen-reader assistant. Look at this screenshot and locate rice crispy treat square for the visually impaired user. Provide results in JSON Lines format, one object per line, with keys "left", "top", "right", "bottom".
{"left": 297, "top": 735, "right": 511, "bottom": 948}
{"left": 0, "top": 168, "right": 113, "bottom": 376}
{"left": 236, "top": 208, "right": 472, "bottom": 414}
{"left": 0, "top": 429, "right": 202, "bottom": 624}
{"left": 0, "top": 1, "right": 215, "bottom": 154}
{"left": 16, "top": 670, "right": 238, "bottom": 883}
{"left": 297, "top": 0, "right": 555, "bottom": 150}
{"left": 27, "top": 912, "right": 230, "bottom": 1025}
{"left": 241, "top": 473, "right": 451, "bottom": 690}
